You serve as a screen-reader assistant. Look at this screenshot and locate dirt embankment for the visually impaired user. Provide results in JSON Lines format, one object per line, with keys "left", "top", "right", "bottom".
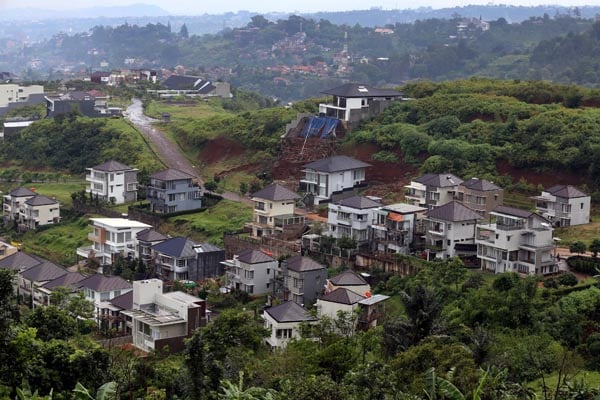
{"left": 496, "top": 160, "right": 587, "bottom": 188}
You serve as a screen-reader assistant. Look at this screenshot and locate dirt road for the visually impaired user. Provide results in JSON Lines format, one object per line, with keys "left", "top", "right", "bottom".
{"left": 124, "top": 98, "right": 252, "bottom": 205}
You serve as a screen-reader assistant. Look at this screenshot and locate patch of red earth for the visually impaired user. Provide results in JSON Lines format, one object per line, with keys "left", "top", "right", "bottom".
{"left": 197, "top": 137, "right": 246, "bottom": 165}
{"left": 496, "top": 160, "right": 587, "bottom": 188}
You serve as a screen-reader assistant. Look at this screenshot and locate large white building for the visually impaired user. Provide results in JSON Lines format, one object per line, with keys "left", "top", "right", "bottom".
{"left": 18, "top": 195, "right": 60, "bottom": 230}
{"left": 86, "top": 160, "right": 138, "bottom": 204}
{"left": 476, "top": 206, "right": 557, "bottom": 275}
{"left": 248, "top": 183, "right": 303, "bottom": 238}
{"left": 424, "top": 201, "right": 483, "bottom": 260}
{"left": 327, "top": 196, "right": 381, "bottom": 245}
{"left": 404, "top": 173, "right": 463, "bottom": 210}
{"left": 222, "top": 249, "right": 278, "bottom": 295}
{"left": 532, "top": 185, "right": 591, "bottom": 227}
{"left": 0, "top": 84, "right": 44, "bottom": 108}
{"left": 76, "top": 218, "right": 152, "bottom": 267}
{"left": 263, "top": 301, "right": 317, "bottom": 349}
{"left": 300, "top": 155, "right": 371, "bottom": 205}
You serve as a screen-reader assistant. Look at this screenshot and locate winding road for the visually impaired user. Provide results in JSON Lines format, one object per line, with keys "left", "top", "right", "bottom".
{"left": 124, "top": 98, "right": 252, "bottom": 204}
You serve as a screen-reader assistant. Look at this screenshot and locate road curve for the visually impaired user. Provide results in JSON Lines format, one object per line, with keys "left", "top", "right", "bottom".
{"left": 124, "top": 98, "right": 252, "bottom": 205}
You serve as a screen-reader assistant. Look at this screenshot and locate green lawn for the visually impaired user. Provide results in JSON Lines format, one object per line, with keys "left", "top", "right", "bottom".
{"left": 528, "top": 370, "right": 600, "bottom": 396}
{"left": 160, "top": 200, "right": 252, "bottom": 246}
{"left": 554, "top": 211, "right": 600, "bottom": 247}
{"left": 20, "top": 216, "right": 91, "bottom": 266}
{"left": 144, "top": 99, "right": 227, "bottom": 121}
{"left": 104, "top": 118, "right": 165, "bottom": 172}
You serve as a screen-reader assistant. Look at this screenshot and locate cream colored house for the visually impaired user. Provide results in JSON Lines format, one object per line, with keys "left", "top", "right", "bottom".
{"left": 325, "top": 270, "right": 371, "bottom": 297}
{"left": 0, "top": 84, "right": 44, "bottom": 107}
{"left": 248, "top": 183, "right": 303, "bottom": 238}
{"left": 18, "top": 195, "right": 60, "bottom": 230}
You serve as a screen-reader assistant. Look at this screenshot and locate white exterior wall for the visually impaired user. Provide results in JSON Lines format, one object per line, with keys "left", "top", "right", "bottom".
{"left": 86, "top": 169, "right": 131, "bottom": 204}
{"left": 344, "top": 97, "right": 363, "bottom": 120}
{"left": 329, "top": 283, "right": 371, "bottom": 297}
{"left": 21, "top": 202, "right": 60, "bottom": 228}
{"left": 427, "top": 219, "right": 477, "bottom": 259}
{"left": 231, "top": 259, "right": 278, "bottom": 295}
{"left": 133, "top": 279, "right": 162, "bottom": 307}
{"left": 404, "top": 181, "right": 427, "bottom": 206}
{"left": 316, "top": 299, "right": 357, "bottom": 320}
{"left": 327, "top": 204, "right": 378, "bottom": 242}
{"left": 252, "top": 198, "right": 296, "bottom": 228}
{"left": 0, "top": 84, "right": 44, "bottom": 107}
{"left": 567, "top": 197, "right": 590, "bottom": 226}
{"left": 263, "top": 313, "right": 305, "bottom": 349}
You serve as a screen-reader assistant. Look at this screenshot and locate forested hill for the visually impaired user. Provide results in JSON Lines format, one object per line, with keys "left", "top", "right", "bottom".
{"left": 18, "top": 15, "right": 600, "bottom": 100}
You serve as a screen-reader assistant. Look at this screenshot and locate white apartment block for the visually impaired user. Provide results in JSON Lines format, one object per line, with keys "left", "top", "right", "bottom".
{"left": 405, "top": 173, "right": 463, "bottom": 209}
{"left": 532, "top": 185, "right": 590, "bottom": 227}
{"left": 86, "top": 160, "right": 138, "bottom": 204}
{"left": 327, "top": 196, "right": 381, "bottom": 244}
{"left": 476, "top": 206, "right": 557, "bottom": 276}
{"left": 222, "top": 249, "right": 278, "bottom": 295}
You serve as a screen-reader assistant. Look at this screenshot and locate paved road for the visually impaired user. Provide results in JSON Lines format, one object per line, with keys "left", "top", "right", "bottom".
{"left": 124, "top": 98, "right": 252, "bottom": 205}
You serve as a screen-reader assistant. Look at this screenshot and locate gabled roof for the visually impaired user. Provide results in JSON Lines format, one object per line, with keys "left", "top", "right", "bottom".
{"left": 236, "top": 249, "right": 275, "bottom": 264}
{"left": 42, "top": 272, "right": 87, "bottom": 290}
{"left": 319, "top": 287, "right": 365, "bottom": 305}
{"left": 337, "top": 196, "right": 380, "bottom": 209}
{"left": 136, "top": 228, "right": 168, "bottom": 242}
{"left": 303, "top": 155, "right": 371, "bottom": 173}
{"left": 251, "top": 183, "right": 299, "bottom": 201}
{"left": 265, "top": 301, "right": 317, "bottom": 323}
{"left": 9, "top": 187, "right": 36, "bottom": 197}
{"left": 461, "top": 178, "right": 501, "bottom": 191}
{"left": 286, "top": 255, "right": 325, "bottom": 273}
{"left": 0, "top": 251, "right": 42, "bottom": 271}
{"left": 546, "top": 185, "right": 588, "bottom": 198}
{"left": 414, "top": 173, "right": 464, "bottom": 188}
{"left": 150, "top": 168, "right": 193, "bottom": 181}
{"left": 25, "top": 195, "right": 58, "bottom": 206}
{"left": 20, "top": 261, "right": 66, "bottom": 282}
{"left": 161, "top": 75, "right": 216, "bottom": 93}
{"left": 193, "top": 242, "right": 223, "bottom": 253}
{"left": 321, "top": 83, "right": 404, "bottom": 98}
{"left": 426, "top": 201, "right": 482, "bottom": 222}
{"left": 109, "top": 290, "right": 133, "bottom": 310}
{"left": 152, "top": 237, "right": 198, "bottom": 258}
{"left": 77, "top": 274, "right": 132, "bottom": 293}
{"left": 492, "top": 205, "right": 535, "bottom": 219}
{"left": 90, "top": 160, "right": 134, "bottom": 172}
{"left": 329, "top": 270, "right": 368, "bottom": 286}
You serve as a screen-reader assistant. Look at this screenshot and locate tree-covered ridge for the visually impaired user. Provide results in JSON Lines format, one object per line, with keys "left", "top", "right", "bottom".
{"left": 0, "top": 114, "right": 159, "bottom": 174}
{"left": 347, "top": 79, "right": 600, "bottom": 190}
{"left": 20, "top": 14, "right": 600, "bottom": 100}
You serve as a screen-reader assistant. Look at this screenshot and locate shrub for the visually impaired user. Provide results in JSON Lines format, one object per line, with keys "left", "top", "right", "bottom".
{"left": 567, "top": 256, "right": 600, "bottom": 275}
{"left": 558, "top": 272, "right": 578, "bottom": 287}
{"left": 371, "top": 151, "right": 399, "bottom": 163}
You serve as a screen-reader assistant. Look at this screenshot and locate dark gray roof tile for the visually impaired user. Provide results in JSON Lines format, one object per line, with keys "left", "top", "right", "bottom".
{"left": 414, "top": 173, "right": 463, "bottom": 188}
{"left": 20, "top": 261, "right": 67, "bottom": 282}
{"left": 337, "top": 196, "right": 381, "bottom": 209}
{"left": 25, "top": 195, "right": 58, "bottom": 206}
{"left": 150, "top": 168, "right": 193, "bottom": 181}
{"left": 303, "top": 155, "right": 371, "bottom": 173}
{"left": 9, "top": 187, "right": 36, "bottom": 197}
{"left": 0, "top": 252, "right": 42, "bottom": 271}
{"left": 329, "top": 270, "right": 368, "bottom": 286}
{"left": 546, "top": 185, "right": 588, "bottom": 198}
{"left": 91, "top": 160, "right": 134, "bottom": 172}
{"left": 136, "top": 228, "right": 168, "bottom": 242}
{"left": 251, "top": 183, "right": 299, "bottom": 201}
{"left": 461, "top": 178, "right": 501, "bottom": 191}
{"left": 109, "top": 290, "right": 133, "bottom": 310}
{"left": 286, "top": 255, "right": 325, "bottom": 273}
{"left": 426, "top": 201, "right": 482, "bottom": 222}
{"left": 237, "top": 249, "right": 275, "bottom": 264}
{"left": 42, "top": 272, "right": 87, "bottom": 290}
{"left": 152, "top": 237, "right": 198, "bottom": 258}
{"left": 77, "top": 274, "right": 132, "bottom": 292}
{"left": 265, "top": 301, "right": 317, "bottom": 323}
{"left": 319, "top": 287, "right": 365, "bottom": 305}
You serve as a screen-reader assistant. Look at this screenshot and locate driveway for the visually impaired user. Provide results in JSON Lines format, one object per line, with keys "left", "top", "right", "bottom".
{"left": 124, "top": 98, "right": 252, "bottom": 205}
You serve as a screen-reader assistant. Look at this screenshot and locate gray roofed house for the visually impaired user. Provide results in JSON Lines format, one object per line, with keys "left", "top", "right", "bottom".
{"left": 265, "top": 301, "right": 317, "bottom": 323}
{"left": 415, "top": 173, "right": 464, "bottom": 188}
{"left": 136, "top": 228, "right": 168, "bottom": 264}
{"left": 157, "top": 75, "right": 231, "bottom": 99}
{"left": 319, "top": 83, "right": 405, "bottom": 123}
{"left": 425, "top": 201, "right": 483, "bottom": 222}
{"left": 89, "top": 160, "right": 133, "bottom": 172}
{"left": 546, "top": 185, "right": 588, "bottom": 198}
{"left": 285, "top": 255, "right": 325, "bottom": 272}
{"left": 153, "top": 237, "right": 226, "bottom": 282}
{"left": 301, "top": 156, "right": 371, "bottom": 205}
{"left": 19, "top": 261, "right": 66, "bottom": 282}
{"left": 9, "top": 187, "right": 36, "bottom": 197}
{"left": 462, "top": 178, "right": 501, "bottom": 191}
{"left": 251, "top": 183, "right": 300, "bottom": 202}
{"left": 532, "top": 185, "right": 591, "bottom": 227}
{"left": 303, "top": 155, "right": 371, "bottom": 173}
{"left": 108, "top": 290, "right": 133, "bottom": 310}
{"left": 77, "top": 274, "right": 132, "bottom": 293}
{"left": 136, "top": 228, "right": 168, "bottom": 243}
{"left": 263, "top": 301, "right": 317, "bottom": 349}
{"left": 0, "top": 251, "right": 42, "bottom": 271}
{"left": 319, "top": 287, "right": 365, "bottom": 305}
{"left": 237, "top": 249, "right": 275, "bottom": 264}
{"left": 41, "top": 271, "right": 86, "bottom": 290}
{"left": 24, "top": 195, "right": 57, "bottom": 206}
{"left": 329, "top": 270, "right": 368, "bottom": 286}
{"left": 425, "top": 201, "right": 483, "bottom": 260}
{"left": 147, "top": 168, "right": 201, "bottom": 214}
{"left": 86, "top": 160, "right": 138, "bottom": 204}
{"left": 3, "top": 187, "right": 38, "bottom": 221}
{"left": 492, "top": 205, "right": 536, "bottom": 219}
{"left": 338, "top": 196, "right": 380, "bottom": 209}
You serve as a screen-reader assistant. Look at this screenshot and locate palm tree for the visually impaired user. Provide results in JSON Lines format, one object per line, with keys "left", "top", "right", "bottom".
{"left": 219, "top": 372, "right": 277, "bottom": 400}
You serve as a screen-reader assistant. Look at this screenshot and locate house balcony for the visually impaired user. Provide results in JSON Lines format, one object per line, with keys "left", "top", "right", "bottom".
{"left": 77, "top": 246, "right": 94, "bottom": 258}
{"left": 274, "top": 214, "right": 305, "bottom": 228}
{"left": 85, "top": 174, "right": 105, "bottom": 184}
{"left": 428, "top": 229, "right": 445, "bottom": 236}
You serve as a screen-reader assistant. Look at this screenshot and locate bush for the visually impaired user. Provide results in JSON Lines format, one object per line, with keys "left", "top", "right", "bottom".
{"left": 371, "top": 151, "right": 399, "bottom": 163}
{"left": 567, "top": 256, "right": 600, "bottom": 275}
{"left": 558, "top": 272, "right": 578, "bottom": 287}
{"left": 544, "top": 278, "right": 559, "bottom": 289}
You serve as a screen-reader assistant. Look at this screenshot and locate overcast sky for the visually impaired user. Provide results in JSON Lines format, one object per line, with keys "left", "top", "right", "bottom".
{"left": 1, "top": 0, "right": 596, "bottom": 14}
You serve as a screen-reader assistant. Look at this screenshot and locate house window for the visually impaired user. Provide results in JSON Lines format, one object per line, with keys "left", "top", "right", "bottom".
{"left": 100, "top": 292, "right": 109, "bottom": 301}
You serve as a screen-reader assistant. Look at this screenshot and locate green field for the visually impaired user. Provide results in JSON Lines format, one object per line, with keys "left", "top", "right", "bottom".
{"left": 144, "top": 99, "right": 227, "bottom": 121}
{"left": 104, "top": 118, "right": 165, "bottom": 172}
{"left": 528, "top": 370, "right": 600, "bottom": 396}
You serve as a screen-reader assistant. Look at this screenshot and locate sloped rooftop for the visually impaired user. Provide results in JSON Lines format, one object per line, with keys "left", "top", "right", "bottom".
{"left": 303, "top": 155, "right": 371, "bottom": 173}
{"left": 237, "top": 249, "right": 275, "bottom": 264}
{"left": 265, "top": 301, "right": 317, "bottom": 323}
{"left": 329, "top": 270, "right": 368, "bottom": 286}
{"left": 462, "top": 178, "right": 501, "bottom": 191}
{"left": 285, "top": 255, "right": 325, "bottom": 273}
{"left": 426, "top": 201, "right": 483, "bottom": 222}
{"left": 90, "top": 160, "right": 134, "bottom": 172}
{"left": 319, "top": 287, "right": 365, "bottom": 305}
{"left": 252, "top": 183, "right": 300, "bottom": 201}
{"left": 414, "top": 173, "right": 464, "bottom": 188}
{"left": 337, "top": 196, "right": 380, "bottom": 209}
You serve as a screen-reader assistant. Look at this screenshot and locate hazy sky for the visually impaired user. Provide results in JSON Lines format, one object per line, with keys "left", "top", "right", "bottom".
{"left": 1, "top": 0, "right": 597, "bottom": 14}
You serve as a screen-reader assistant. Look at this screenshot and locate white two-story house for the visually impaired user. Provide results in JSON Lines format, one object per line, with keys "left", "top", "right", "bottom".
{"left": 476, "top": 206, "right": 556, "bottom": 275}
{"left": 86, "top": 160, "right": 138, "bottom": 204}
{"left": 77, "top": 218, "right": 152, "bottom": 267}
{"left": 248, "top": 183, "right": 303, "bottom": 238}
{"left": 405, "top": 173, "right": 463, "bottom": 210}
{"left": 222, "top": 249, "right": 278, "bottom": 295}
{"left": 19, "top": 195, "right": 60, "bottom": 230}
{"left": 77, "top": 274, "right": 133, "bottom": 326}
{"left": 263, "top": 301, "right": 317, "bottom": 349}
{"left": 300, "top": 155, "right": 371, "bottom": 205}
{"left": 532, "top": 185, "right": 590, "bottom": 227}
{"left": 424, "top": 201, "right": 483, "bottom": 260}
{"left": 327, "top": 196, "right": 381, "bottom": 245}
{"left": 3, "top": 187, "right": 36, "bottom": 222}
